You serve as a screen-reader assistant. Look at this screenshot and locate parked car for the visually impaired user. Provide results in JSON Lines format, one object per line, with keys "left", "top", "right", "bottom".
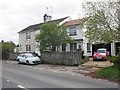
{"left": 16, "top": 53, "right": 41, "bottom": 64}
{"left": 93, "top": 48, "right": 109, "bottom": 61}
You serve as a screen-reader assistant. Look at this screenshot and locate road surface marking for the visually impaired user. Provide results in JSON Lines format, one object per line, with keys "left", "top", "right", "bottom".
{"left": 6, "top": 80, "right": 9, "bottom": 82}
{"left": 18, "top": 85, "right": 30, "bottom": 90}
{"left": 72, "top": 74, "right": 75, "bottom": 75}
{"left": 18, "top": 85, "right": 25, "bottom": 89}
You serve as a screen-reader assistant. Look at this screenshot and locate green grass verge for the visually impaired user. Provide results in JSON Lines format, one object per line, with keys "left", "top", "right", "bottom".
{"left": 96, "top": 64, "right": 120, "bottom": 80}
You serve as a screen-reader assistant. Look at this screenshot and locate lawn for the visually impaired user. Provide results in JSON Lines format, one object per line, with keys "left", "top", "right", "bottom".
{"left": 96, "top": 64, "right": 120, "bottom": 81}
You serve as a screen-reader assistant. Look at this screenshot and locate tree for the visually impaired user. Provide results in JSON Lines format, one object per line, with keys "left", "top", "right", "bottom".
{"left": 36, "top": 22, "right": 71, "bottom": 52}
{"left": 0, "top": 40, "right": 16, "bottom": 60}
{"left": 82, "top": 1, "right": 120, "bottom": 43}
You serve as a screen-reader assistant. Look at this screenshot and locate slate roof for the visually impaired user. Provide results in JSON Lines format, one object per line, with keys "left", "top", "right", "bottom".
{"left": 18, "top": 16, "right": 69, "bottom": 34}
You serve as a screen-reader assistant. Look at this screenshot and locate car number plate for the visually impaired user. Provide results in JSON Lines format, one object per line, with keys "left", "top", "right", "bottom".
{"left": 97, "top": 57, "right": 102, "bottom": 59}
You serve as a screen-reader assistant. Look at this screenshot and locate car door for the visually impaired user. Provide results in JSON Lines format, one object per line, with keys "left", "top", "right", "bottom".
{"left": 19, "top": 55, "right": 25, "bottom": 63}
{"left": 21, "top": 55, "right": 27, "bottom": 63}
{"left": 18, "top": 54, "right": 23, "bottom": 62}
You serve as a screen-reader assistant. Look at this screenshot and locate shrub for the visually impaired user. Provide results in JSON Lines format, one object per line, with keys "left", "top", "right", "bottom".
{"left": 107, "top": 53, "right": 120, "bottom": 64}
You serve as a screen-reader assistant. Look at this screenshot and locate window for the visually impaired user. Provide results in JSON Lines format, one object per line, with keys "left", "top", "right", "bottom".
{"left": 26, "top": 45, "right": 31, "bottom": 51}
{"left": 26, "top": 32, "right": 31, "bottom": 39}
{"left": 87, "top": 43, "right": 91, "bottom": 53}
{"left": 70, "top": 43, "right": 77, "bottom": 52}
{"left": 62, "top": 43, "right": 66, "bottom": 51}
{"left": 97, "top": 50, "right": 105, "bottom": 53}
{"left": 69, "top": 26, "right": 77, "bottom": 36}
{"left": 52, "top": 46, "right": 56, "bottom": 51}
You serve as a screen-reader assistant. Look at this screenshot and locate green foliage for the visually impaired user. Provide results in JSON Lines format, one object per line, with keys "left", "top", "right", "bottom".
{"left": 36, "top": 22, "right": 72, "bottom": 51}
{"left": 82, "top": 2, "right": 120, "bottom": 43}
{"left": 107, "top": 56, "right": 120, "bottom": 64}
{"left": 0, "top": 41, "right": 16, "bottom": 60}
{"left": 97, "top": 64, "right": 120, "bottom": 80}
{"left": 107, "top": 47, "right": 120, "bottom": 64}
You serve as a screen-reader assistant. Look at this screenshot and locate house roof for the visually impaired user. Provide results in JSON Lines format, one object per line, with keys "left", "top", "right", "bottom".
{"left": 64, "top": 17, "right": 88, "bottom": 26}
{"left": 64, "top": 19, "right": 80, "bottom": 26}
{"left": 18, "top": 16, "right": 69, "bottom": 34}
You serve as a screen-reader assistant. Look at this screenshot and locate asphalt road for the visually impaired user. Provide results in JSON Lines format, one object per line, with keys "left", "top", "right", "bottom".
{"left": 2, "top": 77, "right": 20, "bottom": 88}
{"left": 1, "top": 61, "right": 119, "bottom": 89}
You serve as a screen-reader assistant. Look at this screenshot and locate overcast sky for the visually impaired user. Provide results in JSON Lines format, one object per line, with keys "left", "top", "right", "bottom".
{"left": 0, "top": 0, "right": 116, "bottom": 45}
{"left": 0, "top": 0, "right": 86, "bottom": 44}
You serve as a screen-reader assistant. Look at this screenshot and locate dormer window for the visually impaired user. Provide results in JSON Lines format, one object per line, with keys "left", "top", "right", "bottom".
{"left": 26, "top": 32, "right": 31, "bottom": 39}
{"left": 69, "top": 26, "right": 77, "bottom": 36}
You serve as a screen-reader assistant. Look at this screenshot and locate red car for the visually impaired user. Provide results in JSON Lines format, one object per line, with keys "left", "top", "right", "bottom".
{"left": 93, "top": 48, "right": 109, "bottom": 61}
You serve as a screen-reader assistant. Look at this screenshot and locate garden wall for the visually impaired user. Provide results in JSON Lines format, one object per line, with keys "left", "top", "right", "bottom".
{"left": 41, "top": 51, "right": 82, "bottom": 66}
{"left": 9, "top": 53, "right": 18, "bottom": 60}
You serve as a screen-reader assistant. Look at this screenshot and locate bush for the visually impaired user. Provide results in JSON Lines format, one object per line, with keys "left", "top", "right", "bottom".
{"left": 107, "top": 53, "right": 120, "bottom": 64}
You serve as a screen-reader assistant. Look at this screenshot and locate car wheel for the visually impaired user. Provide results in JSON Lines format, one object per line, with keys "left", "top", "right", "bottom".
{"left": 18, "top": 60, "right": 21, "bottom": 64}
{"left": 104, "top": 59, "right": 107, "bottom": 61}
{"left": 93, "top": 59, "right": 96, "bottom": 61}
{"left": 26, "top": 60, "right": 30, "bottom": 65}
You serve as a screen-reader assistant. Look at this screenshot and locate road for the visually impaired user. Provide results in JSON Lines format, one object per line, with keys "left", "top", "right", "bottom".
{"left": 1, "top": 61, "right": 119, "bottom": 90}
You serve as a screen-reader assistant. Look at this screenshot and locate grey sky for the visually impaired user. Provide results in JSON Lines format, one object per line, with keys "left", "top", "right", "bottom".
{"left": 0, "top": 0, "right": 115, "bottom": 44}
{"left": 0, "top": 0, "right": 86, "bottom": 44}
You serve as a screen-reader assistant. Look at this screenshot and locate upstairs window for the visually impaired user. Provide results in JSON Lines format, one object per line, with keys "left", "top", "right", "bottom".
{"left": 26, "top": 32, "right": 31, "bottom": 39}
{"left": 69, "top": 26, "right": 77, "bottom": 36}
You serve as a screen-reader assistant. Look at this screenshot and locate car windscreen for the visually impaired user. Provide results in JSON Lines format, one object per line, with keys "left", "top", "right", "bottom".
{"left": 97, "top": 50, "right": 105, "bottom": 53}
{"left": 25, "top": 54, "right": 35, "bottom": 58}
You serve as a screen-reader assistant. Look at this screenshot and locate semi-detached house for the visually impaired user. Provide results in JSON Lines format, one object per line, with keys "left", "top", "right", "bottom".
{"left": 18, "top": 14, "right": 120, "bottom": 56}
{"left": 18, "top": 15, "right": 71, "bottom": 55}
{"left": 18, "top": 14, "right": 87, "bottom": 55}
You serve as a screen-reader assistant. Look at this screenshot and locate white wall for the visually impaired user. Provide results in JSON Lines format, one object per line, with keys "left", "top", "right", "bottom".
{"left": 111, "top": 41, "right": 116, "bottom": 56}
{"left": 19, "top": 29, "right": 40, "bottom": 53}
{"left": 65, "top": 25, "right": 84, "bottom": 52}
{"left": 69, "top": 25, "right": 83, "bottom": 40}
{"left": 83, "top": 27, "right": 92, "bottom": 56}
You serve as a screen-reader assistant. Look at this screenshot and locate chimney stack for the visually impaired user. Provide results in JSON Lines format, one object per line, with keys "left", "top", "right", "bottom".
{"left": 43, "top": 14, "right": 52, "bottom": 22}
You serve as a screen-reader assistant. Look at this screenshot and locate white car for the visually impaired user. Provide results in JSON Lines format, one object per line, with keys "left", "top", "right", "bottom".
{"left": 16, "top": 53, "right": 41, "bottom": 64}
